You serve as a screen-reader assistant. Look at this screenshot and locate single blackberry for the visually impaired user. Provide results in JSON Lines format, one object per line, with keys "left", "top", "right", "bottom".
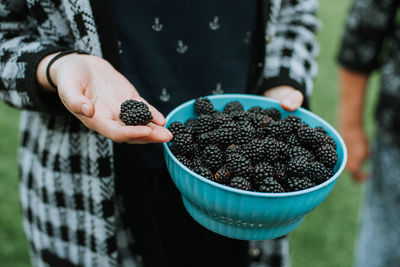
{"left": 307, "top": 161, "right": 332, "bottom": 184}
{"left": 264, "top": 108, "right": 281, "bottom": 121}
{"left": 213, "top": 126, "right": 236, "bottom": 148}
{"left": 285, "top": 177, "right": 315, "bottom": 192}
{"left": 322, "top": 134, "right": 336, "bottom": 149}
{"left": 250, "top": 114, "right": 274, "bottom": 128}
{"left": 213, "top": 165, "right": 232, "bottom": 184}
{"left": 288, "top": 146, "right": 314, "bottom": 161}
{"left": 257, "top": 177, "right": 285, "bottom": 193}
{"left": 283, "top": 114, "right": 302, "bottom": 133}
{"left": 231, "top": 111, "right": 251, "bottom": 122}
{"left": 192, "top": 165, "right": 213, "bottom": 179}
{"left": 120, "top": 100, "right": 153, "bottom": 126}
{"left": 213, "top": 113, "right": 231, "bottom": 127}
{"left": 297, "top": 125, "right": 319, "bottom": 150}
{"left": 168, "top": 121, "right": 188, "bottom": 136}
{"left": 316, "top": 144, "right": 338, "bottom": 168}
{"left": 196, "top": 131, "right": 217, "bottom": 148}
{"left": 171, "top": 133, "right": 194, "bottom": 155}
{"left": 248, "top": 106, "right": 264, "bottom": 114}
{"left": 194, "top": 97, "right": 214, "bottom": 115}
{"left": 176, "top": 154, "right": 193, "bottom": 169}
{"left": 287, "top": 156, "right": 310, "bottom": 177}
{"left": 202, "top": 145, "right": 223, "bottom": 170}
{"left": 275, "top": 141, "right": 289, "bottom": 161}
{"left": 264, "top": 121, "right": 291, "bottom": 141}
{"left": 193, "top": 114, "right": 215, "bottom": 135}
{"left": 263, "top": 137, "right": 279, "bottom": 163}
{"left": 223, "top": 101, "right": 244, "bottom": 114}
{"left": 242, "top": 139, "right": 266, "bottom": 163}
{"left": 229, "top": 176, "right": 252, "bottom": 191}
{"left": 253, "top": 162, "right": 275, "bottom": 185}
{"left": 234, "top": 125, "right": 256, "bottom": 145}
{"left": 226, "top": 153, "right": 251, "bottom": 177}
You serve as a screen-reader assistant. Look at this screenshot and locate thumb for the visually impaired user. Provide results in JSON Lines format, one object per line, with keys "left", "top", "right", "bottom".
{"left": 58, "top": 81, "right": 95, "bottom": 118}
{"left": 280, "top": 89, "right": 304, "bottom": 111}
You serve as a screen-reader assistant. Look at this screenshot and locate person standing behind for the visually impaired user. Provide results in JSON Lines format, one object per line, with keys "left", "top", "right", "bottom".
{"left": 338, "top": 0, "right": 400, "bottom": 266}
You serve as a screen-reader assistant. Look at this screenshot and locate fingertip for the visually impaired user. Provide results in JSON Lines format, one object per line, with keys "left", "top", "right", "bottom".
{"left": 281, "top": 90, "right": 303, "bottom": 111}
{"left": 81, "top": 102, "right": 95, "bottom": 117}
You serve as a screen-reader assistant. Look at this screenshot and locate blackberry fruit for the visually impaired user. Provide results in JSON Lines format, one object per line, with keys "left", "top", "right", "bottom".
{"left": 229, "top": 176, "right": 252, "bottom": 191}
{"left": 307, "top": 161, "right": 332, "bottom": 184}
{"left": 231, "top": 111, "right": 251, "bottom": 122}
{"left": 297, "top": 125, "right": 319, "bottom": 150}
{"left": 225, "top": 144, "right": 243, "bottom": 158}
{"left": 119, "top": 100, "right": 153, "bottom": 126}
{"left": 273, "top": 161, "right": 287, "bottom": 183}
{"left": 202, "top": 145, "right": 224, "bottom": 170}
{"left": 264, "top": 108, "right": 281, "bottom": 121}
{"left": 226, "top": 153, "right": 251, "bottom": 177}
{"left": 192, "top": 165, "right": 213, "bottom": 179}
{"left": 264, "top": 137, "right": 279, "bottom": 163}
{"left": 253, "top": 162, "right": 275, "bottom": 185}
{"left": 283, "top": 115, "right": 302, "bottom": 133}
{"left": 248, "top": 106, "right": 264, "bottom": 114}
{"left": 285, "top": 177, "right": 314, "bottom": 192}
{"left": 316, "top": 144, "right": 338, "bottom": 168}
{"left": 213, "top": 126, "right": 236, "bottom": 148}
{"left": 193, "top": 114, "right": 215, "bottom": 135}
{"left": 171, "top": 133, "right": 194, "bottom": 155}
{"left": 213, "top": 165, "right": 232, "bottom": 184}
{"left": 223, "top": 101, "right": 244, "bottom": 114}
{"left": 258, "top": 177, "right": 285, "bottom": 193}
{"left": 275, "top": 141, "right": 289, "bottom": 161}
{"left": 264, "top": 121, "right": 291, "bottom": 141}
{"left": 194, "top": 97, "right": 214, "bottom": 115}
{"left": 288, "top": 146, "right": 314, "bottom": 161}
{"left": 214, "top": 113, "right": 231, "bottom": 127}
{"left": 286, "top": 134, "right": 301, "bottom": 147}
{"left": 287, "top": 156, "right": 310, "bottom": 177}
{"left": 168, "top": 121, "right": 188, "bottom": 136}
{"left": 242, "top": 139, "right": 266, "bottom": 163}
{"left": 234, "top": 125, "right": 256, "bottom": 145}
{"left": 176, "top": 154, "right": 192, "bottom": 169}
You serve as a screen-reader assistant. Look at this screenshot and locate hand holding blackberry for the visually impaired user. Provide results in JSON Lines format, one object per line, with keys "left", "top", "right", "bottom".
{"left": 168, "top": 97, "right": 338, "bottom": 193}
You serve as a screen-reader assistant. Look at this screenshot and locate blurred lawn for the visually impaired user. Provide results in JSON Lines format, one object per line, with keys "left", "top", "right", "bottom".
{"left": 0, "top": 0, "right": 380, "bottom": 266}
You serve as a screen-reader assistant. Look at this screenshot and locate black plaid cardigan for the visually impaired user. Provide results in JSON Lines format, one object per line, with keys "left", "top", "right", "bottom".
{"left": 0, "top": 0, "right": 319, "bottom": 266}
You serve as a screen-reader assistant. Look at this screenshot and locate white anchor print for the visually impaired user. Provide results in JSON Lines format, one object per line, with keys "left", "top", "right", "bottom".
{"left": 176, "top": 40, "right": 188, "bottom": 54}
{"left": 159, "top": 88, "right": 170, "bottom": 102}
{"left": 209, "top": 16, "right": 220, "bottom": 30}
{"left": 152, "top": 17, "right": 163, "bottom": 32}
{"left": 212, "top": 83, "right": 224, "bottom": 95}
{"left": 244, "top": 31, "right": 251, "bottom": 44}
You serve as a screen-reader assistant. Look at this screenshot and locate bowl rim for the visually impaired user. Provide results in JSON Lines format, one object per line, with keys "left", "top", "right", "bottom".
{"left": 162, "top": 94, "right": 348, "bottom": 198}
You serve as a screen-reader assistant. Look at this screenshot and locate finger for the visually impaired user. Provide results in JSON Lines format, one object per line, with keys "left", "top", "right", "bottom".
{"left": 280, "top": 90, "right": 304, "bottom": 111}
{"left": 138, "top": 97, "right": 166, "bottom": 126}
{"left": 127, "top": 123, "right": 173, "bottom": 144}
{"left": 58, "top": 82, "right": 95, "bottom": 118}
{"left": 81, "top": 117, "right": 153, "bottom": 143}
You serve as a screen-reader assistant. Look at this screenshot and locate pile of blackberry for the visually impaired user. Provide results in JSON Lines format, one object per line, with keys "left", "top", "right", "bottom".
{"left": 168, "top": 97, "right": 338, "bottom": 193}
{"left": 120, "top": 99, "right": 153, "bottom": 126}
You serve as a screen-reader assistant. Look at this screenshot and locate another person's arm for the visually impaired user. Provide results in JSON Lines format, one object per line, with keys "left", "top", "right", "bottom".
{"left": 339, "top": 68, "right": 369, "bottom": 181}
{"left": 337, "top": 0, "right": 398, "bottom": 181}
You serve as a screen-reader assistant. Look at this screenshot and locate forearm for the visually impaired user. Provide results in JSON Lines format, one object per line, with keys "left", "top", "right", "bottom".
{"left": 339, "top": 68, "right": 368, "bottom": 129}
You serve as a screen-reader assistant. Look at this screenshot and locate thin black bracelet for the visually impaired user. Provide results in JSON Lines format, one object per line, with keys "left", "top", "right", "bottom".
{"left": 46, "top": 49, "right": 88, "bottom": 90}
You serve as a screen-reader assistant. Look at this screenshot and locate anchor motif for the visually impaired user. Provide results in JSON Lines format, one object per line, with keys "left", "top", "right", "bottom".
{"left": 159, "top": 88, "right": 170, "bottom": 102}
{"left": 212, "top": 83, "right": 224, "bottom": 95}
{"left": 152, "top": 17, "right": 163, "bottom": 32}
{"left": 244, "top": 31, "right": 251, "bottom": 44}
{"left": 209, "top": 16, "right": 220, "bottom": 30}
{"left": 176, "top": 40, "right": 188, "bottom": 54}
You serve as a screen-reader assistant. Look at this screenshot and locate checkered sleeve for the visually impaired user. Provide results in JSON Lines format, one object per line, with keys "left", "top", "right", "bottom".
{"left": 337, "top": 0, "right": 398, "bottom": 74}
{"left": 261, "top": 0, "right": 320, "bottom": 101}
{"left": 0, "top": 0, "right": 69, "bottom": 113}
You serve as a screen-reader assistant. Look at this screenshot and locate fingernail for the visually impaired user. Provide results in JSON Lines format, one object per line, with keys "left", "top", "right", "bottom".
{"left": 282, "top": 98, "right": 295, "bottom": 110}
{"left": 81, "top": 104, "right": 90, "bottom": 116}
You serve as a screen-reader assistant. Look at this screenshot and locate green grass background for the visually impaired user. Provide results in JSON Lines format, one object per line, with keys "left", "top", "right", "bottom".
{"left": 0, "top": 0, "right": 379, "bottom": 266}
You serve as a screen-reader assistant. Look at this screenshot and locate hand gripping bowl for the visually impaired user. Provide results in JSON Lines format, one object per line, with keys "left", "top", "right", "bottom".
{"left": 162, "top": 94, "right": 347, "bottom": 240}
